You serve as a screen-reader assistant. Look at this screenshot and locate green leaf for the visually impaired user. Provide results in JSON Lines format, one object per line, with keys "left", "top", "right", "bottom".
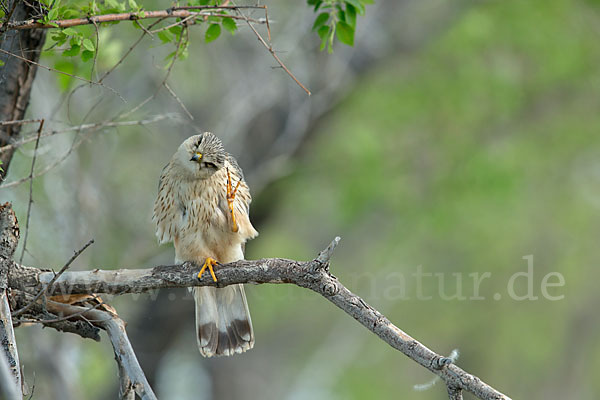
{"left": 61, "top": 8, "right": 79, "bottom": 18}
{"left": 312, "top": 12, "right": 329, "bottom": 31}
{"left": 81, "top": 50, "right": 94, "bottom": 62}
{"left": 317, "top": 25, "right": 330, "bottom": 41}
{"left": 63, "top": 44, "right": 80, "bottom": 56}
{"left": 54, "top": 59, "right": 75, "bottom": 91}
{"left": 47, "top": 7, "right": 59, "bottom": 21}
{"left": 165, "top": 50, "right": 176, "bottom": 60}
{"left": 318, "top": 25, "right": 331, "bottom": 51}
{"left": 336, "top": 20, "right": 354, "bottom": 46}
{"left": 345, "top": 0, "right": 365, "bottom": 14}
{"left": 346, "top": 4, "right": 357, "bottom": 28}
{"left": 70, "top": 35, "right": 82, "bottom": 46}
{"left": 222, "top": 17, "right": 237, "bottom": 35}
{"left": 62, "top": 27, "right": 77, "bottom": 36}
{"left": 157, "top": 30, "right": 174, "bottom": 43}
{"left": 82, "top": 38, "right": 95, "bottom": 51}
{"left": 0, "top": 60, "right": 5, "bottom": 67}
{"left": 179, "top": 47, "right": 189, "bottom": 60}
{"left": 52, "top": 32, "right": 66, "bottom": 41}
{"left": 128, "top": 0, "right": 138, "bottom": 10}
{"left": 169, "top": 25, "right": 182, "bottom": 35}
{"left": 205, "top": 23, "right": 221, "bottom": 43}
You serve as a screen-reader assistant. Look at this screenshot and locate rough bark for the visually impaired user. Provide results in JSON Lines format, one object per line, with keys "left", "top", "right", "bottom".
{"left": 0, "top": 1, "right": 47, "bottom": 179}
{"left": 46, "top": 301, "right": 157, "bottom": 400}
{"left": 0, "top": 203, "right": 21, "bottom": 395}
{"left": 8, "top": 239, "right": 512, "bottom": 400}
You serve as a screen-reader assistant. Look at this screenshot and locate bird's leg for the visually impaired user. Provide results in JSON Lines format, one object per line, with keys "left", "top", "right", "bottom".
{"left": 197, "top": 257, "right": 218, "bottom": 282}
{"left": 226, "top": 168, "right": 241, "bottom": 233}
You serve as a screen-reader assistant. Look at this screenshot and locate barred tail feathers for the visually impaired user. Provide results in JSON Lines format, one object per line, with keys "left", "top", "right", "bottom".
{"left": 193, "top": 285, "right": 254, "bottom": 357}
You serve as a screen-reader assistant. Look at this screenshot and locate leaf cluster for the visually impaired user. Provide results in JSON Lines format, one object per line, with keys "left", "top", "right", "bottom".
{"left": 4, "top": 1, "right": 371, "bottom": 91}
{"left": 308, "top": 0, "right": 372, "bottom": 52}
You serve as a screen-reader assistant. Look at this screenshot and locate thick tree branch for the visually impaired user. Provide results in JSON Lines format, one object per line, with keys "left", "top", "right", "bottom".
{"left": 0, "top": 291, "right": 20, "bottom": 397}
{"left": 0, "top": 345, "right": 20, "bottom": 400}
{"left": 8, "top": 237, "right": 511, "bottom": 400}
{"left": 0, "top": 1, "right": 46, "bottom": 179}
{"left": 0, "top": 203, "right": 21, "bottom": 395}
{"left": 46, "top": 301, "right": 157, "bottom": 400}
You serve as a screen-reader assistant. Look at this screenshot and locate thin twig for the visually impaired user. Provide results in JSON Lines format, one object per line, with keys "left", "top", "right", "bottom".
{"left": 236, "top": 7, "right": 311, "bottom": 95}
{"left": 0, "top": 0, "right": 18, "bottom": 37}
{"left": 12, "top": 239, "right": 94, "bottom": 317}
{"left": 164, "top": 82, "right": 194, "bottom": 120}
{"left": 1, "top": 130, "right": 89, "bottom": 188}
{"left": 99, "top": 17, "right": 166, "bottom": 84}
{"left": 150, "top": 14, "right": 195, "bottom": 34}
{"left": 133, "top": 20, "right": 153, "bottom": 37}
{"left": 119, "top": 24, "right": 187, "bottom": 119}
{"left": 17, "top": 120, "right": 44, "bottom": 268}
{"left": 16, "top": 301, "right": 105, "bottom": 324}
{"left": 0, "top": 114, "right": 177, "bottom": 153}
{"left": 89, "top": 18, "right": 100, "bottom": 81}
{"left": 0, "top": 119, "right": 44, "bottom": 127}
{"left": 0, "top": 48, "right": 124, "bottom": 101}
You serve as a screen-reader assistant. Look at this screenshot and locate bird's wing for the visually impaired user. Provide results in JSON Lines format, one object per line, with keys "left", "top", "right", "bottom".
{"left": 152, "top": 163, "right": 181, "bottom": 244}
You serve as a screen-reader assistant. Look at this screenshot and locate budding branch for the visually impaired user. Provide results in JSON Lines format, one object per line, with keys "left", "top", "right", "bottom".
{"left": 0, "top": 6, "right": 266, "bottom": 31}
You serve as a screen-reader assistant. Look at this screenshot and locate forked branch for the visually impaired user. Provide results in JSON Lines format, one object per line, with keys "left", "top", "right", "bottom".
{"left": 8, "top": 237, "right": 511, "bottom": 400}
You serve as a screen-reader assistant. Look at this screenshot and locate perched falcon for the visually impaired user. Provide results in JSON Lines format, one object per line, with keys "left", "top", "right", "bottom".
{"left": 153, "top": 132, "right": 258, "bottom": 357}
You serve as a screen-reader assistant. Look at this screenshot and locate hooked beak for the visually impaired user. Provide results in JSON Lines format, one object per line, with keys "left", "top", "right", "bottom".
{"left": 191, "top": 152, "right": 202, "bottom": 162}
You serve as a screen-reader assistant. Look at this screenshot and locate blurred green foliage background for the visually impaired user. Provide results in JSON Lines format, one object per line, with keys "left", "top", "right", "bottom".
{"left": 3, "top": 0, "right": 600, "bottom": 398}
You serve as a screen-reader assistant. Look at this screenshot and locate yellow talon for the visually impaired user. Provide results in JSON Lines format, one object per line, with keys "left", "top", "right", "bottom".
{"left": 197, "top": 257, "right": 218, "bottom": 282}
{"left": 226, "top": 168, "right": 241, "bottom": 233}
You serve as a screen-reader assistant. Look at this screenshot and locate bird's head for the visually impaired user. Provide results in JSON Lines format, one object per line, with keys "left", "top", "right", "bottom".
{"left": 175, "top": 132, "right": 226, "bottom": 179}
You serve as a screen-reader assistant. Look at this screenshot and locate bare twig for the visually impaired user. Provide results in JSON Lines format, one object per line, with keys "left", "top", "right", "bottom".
{"left": 98, "top": 17, "right": 166, "bottom": 84}
{"left": 16, "top": 300, "right": 105, "bottom": 325}
{"left": 120, "top": 25, "right": 188, "bottom": 119}
{"left": 0, "top": 114, "right": 177, "bottom": 154}
{"left": 8, "top": 238, "right": 511, "bottom": 400}
{"left": 0, "top": 119, "right": 43, "bottom": 127}
{"left": 18, "top": 120, "right": 44, "bottom": 268}
{"left": 0, "top": 132, "right": 89, "bottom": 188}
{"left": 236, "top": 6, "right": 311, "bottom": 95}
{"left": 13, "top": 239, "right": 94, "bottom": 317}
{"left": 163, "top": 82, "right": 194, "bottom": 120}
{"left": 0, "top": 48, "right": 124, "bottom": 101}
{"left": 0, "top": 106, "right": 164, "bottom": 188}
{"left": 0, "top": 0, "right": 18, "bottom": 37}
